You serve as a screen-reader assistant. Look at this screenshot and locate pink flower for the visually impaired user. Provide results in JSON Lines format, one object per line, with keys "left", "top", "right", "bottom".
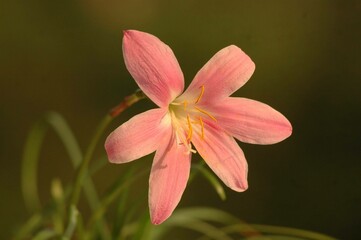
{"left": 105, "top": 30, "right": 292, "bottom": 224}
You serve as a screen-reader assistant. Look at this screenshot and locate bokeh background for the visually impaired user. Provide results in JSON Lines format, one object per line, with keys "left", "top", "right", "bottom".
{"left": 1, "top": 0, "right": 361, "bottom": 239}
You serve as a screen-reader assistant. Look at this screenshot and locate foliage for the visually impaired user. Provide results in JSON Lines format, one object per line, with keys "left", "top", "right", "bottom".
{"left": 15, "top": 93, "right": 336, "bottom": 240}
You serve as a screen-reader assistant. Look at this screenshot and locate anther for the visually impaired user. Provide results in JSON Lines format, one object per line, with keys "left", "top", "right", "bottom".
{"left": 195, "top": 85, "right": 205, "bottom": 104}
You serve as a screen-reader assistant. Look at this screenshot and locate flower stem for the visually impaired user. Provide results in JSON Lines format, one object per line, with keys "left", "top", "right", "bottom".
{"left": 67, "top": 89, "right": 146, "bottom": 226}
{"left": 109, "top": 89, "right": 146, "bottom": 118}
{"left": 69, "top": 114, "right": 113, "bottom": 207}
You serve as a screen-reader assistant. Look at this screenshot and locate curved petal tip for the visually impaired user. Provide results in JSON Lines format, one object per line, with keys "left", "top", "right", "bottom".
{"left": 150, "top": 212, "right": 169, "bottom": 225}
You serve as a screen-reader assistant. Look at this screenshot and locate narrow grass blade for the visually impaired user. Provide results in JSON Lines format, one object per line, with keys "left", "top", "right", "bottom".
{"left": 151, "top": 218, "right": 233, "bottom": 240}
{"left": 87, "top": 166, "right": 148, "bottom": 233}
{"left": 150, "top": 207, "right": 238, "bottom": 239}
{"left": 45, "top": 112, "right": 102, "bottom": 209}
{"left": 33, "top": 229, "right": 59, "bottom": 240}
{"left": 249, "top": 224, "right": 337, "bottom": 240}
{"left": 195, "top": 164, "right": 226, "bottom": 200}
{"left": 22, "top": 119, "right": 48, "bottom": 213}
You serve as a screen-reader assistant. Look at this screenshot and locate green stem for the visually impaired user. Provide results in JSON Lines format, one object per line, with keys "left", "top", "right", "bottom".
{"left": 188, "top": 161, "right": 206, "bottom": 182}
{"left": 69, "top": 89, "right": 146, "bottom": 207}
{"left": 65, "top": 90, "right": 146, "bottom": 238}
{"left": 69, "top": 114, "right": 113, "bottom": 207}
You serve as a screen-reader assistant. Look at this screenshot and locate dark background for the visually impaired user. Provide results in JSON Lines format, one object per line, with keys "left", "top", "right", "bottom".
{"left": 1, "top": 0, "right": 360, "bottom": 239}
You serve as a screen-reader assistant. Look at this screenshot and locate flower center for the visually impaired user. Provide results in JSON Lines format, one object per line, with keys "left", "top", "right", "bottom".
{"left": 169, "top": 86, "right": 217, "bottom": 153}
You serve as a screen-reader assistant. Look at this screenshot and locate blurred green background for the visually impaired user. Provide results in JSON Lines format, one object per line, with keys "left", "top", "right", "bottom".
{"left": 1, "top": 0, "right": 360, "bottom": 239}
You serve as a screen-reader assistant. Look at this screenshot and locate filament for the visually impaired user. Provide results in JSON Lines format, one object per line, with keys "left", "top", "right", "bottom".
{"left": 186, "top": 114, "right": 193, "bottom": 140}
{"left": 194, "top": 85, "right": 205, "bottom": 104}
{"left": 194, "top": 106, "right": 217, "bottom": 122}
{"left": 199, "top": 117, "right": 205, "bottom": 139}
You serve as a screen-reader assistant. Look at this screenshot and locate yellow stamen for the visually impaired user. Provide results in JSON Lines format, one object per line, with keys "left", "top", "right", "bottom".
{"left": 177, "top": 130, "right": 196, "bottom": 153}
{"left": 194, "top": 106, "right": 217, "bottom": 122}
{"left": 169, "top": 108, "right": 196, "bottom": 154}
{"left": 199, "top": 117, "right": 205, "bottom": 139}
{"left": 186, "top": 114, "right": 193, "bottom": 140}
{"left": 194, "top": 85, "right": 205, "bottom": 104}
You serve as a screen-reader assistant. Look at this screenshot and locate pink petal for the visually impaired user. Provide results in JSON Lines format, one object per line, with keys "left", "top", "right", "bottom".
{"left": 180, "top": 45, "right": 255, "bottom": 104}
{"left": 105, "top": 108, "right": 171, "bottom": 163}
{"left": 123, "top": 30, "right": 184, "bottom": 107}
{"left": 210, "top": 97, "right": 292, "bottom": 144}
{"left": 149, "top": 130, "right": 191, "bottom": 224}
{"left": 191, "top": 120, "right": 248, "bottom": 192}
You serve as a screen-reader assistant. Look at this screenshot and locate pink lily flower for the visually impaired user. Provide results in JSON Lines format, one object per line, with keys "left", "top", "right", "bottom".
{"left": 105, "top": 30, "right": 292, "bottom": 224}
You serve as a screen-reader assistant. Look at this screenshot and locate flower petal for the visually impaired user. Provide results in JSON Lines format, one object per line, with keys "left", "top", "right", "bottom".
{"left": 210, "top": 97, "right": 292, "bottom": 144}
{"left": 123, "top": 30, "right": 184, "bottom": 107}
{"left": 149, "top": 130, "right": 191, "bottom": 224}
{"left": 191, "top": 120, "right": 248, "bottom": 192}
{"left": 105, "top": 108, "right": 171, "bottom": 163}
{"left": 181, "top": 45, "right": 255, "bottom": 104}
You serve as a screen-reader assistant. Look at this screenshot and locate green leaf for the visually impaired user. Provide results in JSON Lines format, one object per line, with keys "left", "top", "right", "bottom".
{"left": 150, "top": 207, "right": 243, "bottom": 240}
{"left": 112, "top": 183, "right": 130, "bottom": 239}
{"left": 248, "top": 224, "right": 337, "bottom": 240}
{"left": 33, "top": 229, "right": 59, "bottom": 240}
{"left": 203, "top": 223, "right": 337, "bottom": 240}
{"left": 195, "top": 164, "right": 226, "bottom": 200}
{"left": 150, "top": 217, "right": 233, "bottom": 240}
{"left": 13, "top": 213, "right": 43, "bottom": 240}
{"left": 130, "top": 213, "right": 152, "bottom": 240}
{"left": 44, "top": 112, "right": 82, "bottom": 167}
{"left": 21, "top": 112, "right": 109, "bottom": 239}
{"left": 51, "top": 178, "right": 65, "bottom": 233}
{"left": 45, "top": 112, "right": 102, "bottom": 210}
{"left": 169, "top": 207, "right": 241, "bottom": 224}
{"left": 115, "top": 191, "right": 148, "bottom": 240}
{"left": 21, "top": 111, "right": 102, "bottom": 213}
{"left": 62, "top": 205, "right": 79, "bottom": 240}
{"left": 87, "top": 165, "right": 148, "bottom": 234}
{"left": 22, "top": 119, "right": 48, "bottom": 213}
